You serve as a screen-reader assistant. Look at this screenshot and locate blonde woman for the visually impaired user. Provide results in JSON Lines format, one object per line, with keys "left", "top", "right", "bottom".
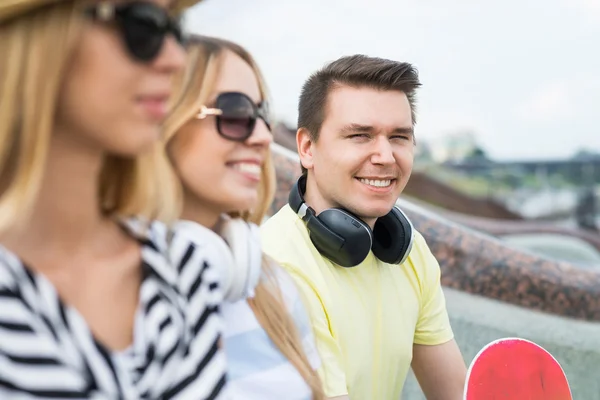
{"left": 163, "top": 35, "right": 325, "bottom": 400}
{"left": 0, "top": 1, "right": 231, "bottom": 398}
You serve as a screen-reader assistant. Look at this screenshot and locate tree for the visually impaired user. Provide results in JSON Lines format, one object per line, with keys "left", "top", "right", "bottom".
{"left": 572, "top": 148, "right": 600, "bottom": 161}
{"left": 465, "top": 145, "right": 491, "bottom": 163}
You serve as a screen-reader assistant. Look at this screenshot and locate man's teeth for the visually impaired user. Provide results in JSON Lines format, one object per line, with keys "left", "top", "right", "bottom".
{"left": 359, "top": 178, "right": 392, "bottom": 188}
{"left": 232, "top": 162, "right": 261, "bottom": 175}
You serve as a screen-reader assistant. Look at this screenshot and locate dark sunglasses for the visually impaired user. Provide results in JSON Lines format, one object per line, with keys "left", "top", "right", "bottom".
{"left": 85, "top": 1, "right": 186, "bottom": 63}
{"left": 196, "top": 92, "right": 272, "bottom": 142}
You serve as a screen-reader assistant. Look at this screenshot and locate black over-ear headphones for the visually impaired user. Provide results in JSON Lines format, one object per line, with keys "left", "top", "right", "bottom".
{"left": 288, "top": 174, "right": 415, "bottom": 268}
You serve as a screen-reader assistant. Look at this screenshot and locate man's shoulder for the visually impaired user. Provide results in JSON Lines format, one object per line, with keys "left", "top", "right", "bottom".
{"left": 403, "top": 229, "right": 442, "bottom": 283}
{"left": 408, "top": 229, "right": 435, "bottom": 261}
{"left": 261, "top": 205, "right": 325, "bottom": 275}
{"left": 261, "top": 204, "right": 297, "bottom": 233}
{"left": 409, "top": 229, "right": 429, "bottom": 254}
{"left": 261, "top": 205, "right": 306, "bottom": 253}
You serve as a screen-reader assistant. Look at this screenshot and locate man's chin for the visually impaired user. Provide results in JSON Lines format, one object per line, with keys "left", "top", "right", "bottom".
{"left": 347, "top": 204, "right": 397, "bottom": 222}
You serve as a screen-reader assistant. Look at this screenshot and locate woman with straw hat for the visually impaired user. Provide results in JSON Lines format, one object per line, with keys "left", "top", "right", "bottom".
{"left": 0, "top": 0, "right": 230, "bottom": 398}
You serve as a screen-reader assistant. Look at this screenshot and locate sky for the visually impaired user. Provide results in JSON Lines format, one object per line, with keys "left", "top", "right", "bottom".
{"left": 184, "top": 0, "right": 600, "bottom": 161}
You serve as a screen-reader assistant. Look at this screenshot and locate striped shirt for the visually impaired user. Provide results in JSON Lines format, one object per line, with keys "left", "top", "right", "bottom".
{"left": 222, "top": 265, "right": 320, "bottom": 400}
{"left": 0, "top": 220, "right": 228, "bottom": 399}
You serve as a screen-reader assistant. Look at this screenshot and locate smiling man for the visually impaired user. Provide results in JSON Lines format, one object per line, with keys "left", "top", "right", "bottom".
{"left": 261, "top": 55, "right": 466, "bottom": 400}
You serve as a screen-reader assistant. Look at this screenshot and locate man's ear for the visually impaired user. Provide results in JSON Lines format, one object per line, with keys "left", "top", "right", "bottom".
{"left": 296, "top": 127, "right": 314, "bottom": 171}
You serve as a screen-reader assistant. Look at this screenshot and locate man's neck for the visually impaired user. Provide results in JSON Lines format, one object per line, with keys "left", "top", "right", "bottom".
{"left": 303, "top": 174, "right": 377, "bottom": 229}
{"left": 302, "top": 174, "right": 331, "bottom": 216}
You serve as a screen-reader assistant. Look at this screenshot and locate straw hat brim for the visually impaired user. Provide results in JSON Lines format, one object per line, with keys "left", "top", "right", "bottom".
{"left": 0, "top": 0, "right": 203, "bottom": 23}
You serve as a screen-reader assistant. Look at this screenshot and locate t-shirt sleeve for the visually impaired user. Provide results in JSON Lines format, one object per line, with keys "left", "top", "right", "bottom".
{"left": 411, "top": 233, "right": 454, "bottom": 346}
{"left": 280, "top": 267, "right": 349, "bottom": 397}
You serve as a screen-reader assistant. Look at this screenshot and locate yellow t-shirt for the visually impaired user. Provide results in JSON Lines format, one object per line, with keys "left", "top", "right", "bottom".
{"left": 260, "top": 205, "right": 454, "bottom": 399}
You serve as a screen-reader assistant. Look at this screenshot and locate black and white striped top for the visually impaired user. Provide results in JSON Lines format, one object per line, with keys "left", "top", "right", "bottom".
{"left": 0, "top": 220, "right": 228, "bottom": 399}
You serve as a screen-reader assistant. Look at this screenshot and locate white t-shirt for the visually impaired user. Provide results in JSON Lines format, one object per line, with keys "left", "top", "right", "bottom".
{"left": 221, "top": 265, "right": 321, "bottom": 400}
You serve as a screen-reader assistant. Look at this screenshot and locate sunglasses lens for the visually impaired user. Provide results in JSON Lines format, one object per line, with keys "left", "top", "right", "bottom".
{"left": 121, "top": 4, "right": 179, "bottom": 62}
{"left": 216, "top": 93, "right": 257, "bottom": 141}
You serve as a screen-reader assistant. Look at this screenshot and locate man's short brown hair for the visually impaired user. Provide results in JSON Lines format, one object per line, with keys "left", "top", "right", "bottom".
{"left": 298, "top": 54, "right": 422, "bottom": 143}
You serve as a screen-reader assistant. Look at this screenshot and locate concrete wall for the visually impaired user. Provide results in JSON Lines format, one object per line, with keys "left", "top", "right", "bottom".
{"left": 402, "top": 288, "right": 600, "bottom": 399}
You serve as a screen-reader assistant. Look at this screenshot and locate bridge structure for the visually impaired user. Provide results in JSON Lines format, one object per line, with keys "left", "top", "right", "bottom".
{"left": 442, "top": 157, "right": 600, "bottom": 186}
{"left": 442, "top": 157, "right": 599, "bottom": 229}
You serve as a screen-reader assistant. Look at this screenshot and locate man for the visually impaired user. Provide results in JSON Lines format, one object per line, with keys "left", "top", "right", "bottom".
{"left": 260, "top": 54, "right": 466, "bottom": 399}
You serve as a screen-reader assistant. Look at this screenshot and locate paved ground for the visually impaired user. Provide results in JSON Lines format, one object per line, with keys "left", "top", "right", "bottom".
{"left": 401, "top": 287, "right": 600, "bottom": 399}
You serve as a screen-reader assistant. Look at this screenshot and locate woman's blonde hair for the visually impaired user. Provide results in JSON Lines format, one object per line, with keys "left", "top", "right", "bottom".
{"left": 0, "top": 1, "right": 180, "bottom": 233}
{"left": 163, "top": 35, "right": 325, "bottom": 400}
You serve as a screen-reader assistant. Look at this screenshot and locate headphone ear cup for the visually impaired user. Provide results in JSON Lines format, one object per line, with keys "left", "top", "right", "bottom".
{"left": 244, "top": 223, "right": 263, "bottom": 298}
{"left": 219, "top": 217, "right": 263, "bottom": 300}
{"left": 287, "top": 175, "right": 372, "bottom": 268}
{"left": 372, "top": 206, "right": 414, "bottom": 265}
{"left": 171, "top": 219, "right": 238, "bottom": 299}
{"left": 311, "top": 209, "right": 373, "bottom": 268}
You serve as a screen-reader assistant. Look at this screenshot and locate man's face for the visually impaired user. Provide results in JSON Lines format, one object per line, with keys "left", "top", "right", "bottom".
{"left": 300, "top": 85, "right": 415, "bottom": 226}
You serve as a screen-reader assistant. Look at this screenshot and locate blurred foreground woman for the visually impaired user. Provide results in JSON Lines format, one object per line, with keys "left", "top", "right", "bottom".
{"left": 0, "top": 1, "right": 232, "bottom": 398}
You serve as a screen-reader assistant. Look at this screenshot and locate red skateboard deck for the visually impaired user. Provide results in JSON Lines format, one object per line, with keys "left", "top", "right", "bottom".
{"left": 464, "top": 337, "right": 572, "bottom": 399}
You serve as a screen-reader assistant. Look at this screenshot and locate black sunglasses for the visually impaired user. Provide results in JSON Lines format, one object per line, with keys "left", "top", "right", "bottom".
{"left": 196, "top": 92, "right": 272, "bottom": 142}
{"left": 85, "top": 1, "right": 186, "bottom": 63}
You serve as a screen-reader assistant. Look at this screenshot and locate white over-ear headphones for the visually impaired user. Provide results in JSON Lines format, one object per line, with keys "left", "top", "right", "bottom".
{"left": 218, "top": 215, "right": 263, "bottom": 300}
{"left": 172, "top": 216, "right": 263, "bottom": 302}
